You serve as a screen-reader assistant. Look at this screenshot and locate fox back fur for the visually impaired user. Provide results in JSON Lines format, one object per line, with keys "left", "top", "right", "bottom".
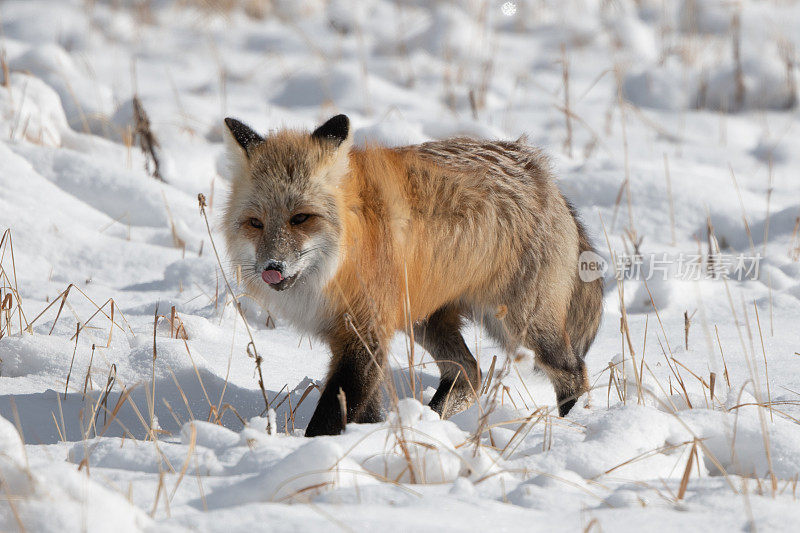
{"left": 223, "top": 114, "right": 603, "bottom": 437}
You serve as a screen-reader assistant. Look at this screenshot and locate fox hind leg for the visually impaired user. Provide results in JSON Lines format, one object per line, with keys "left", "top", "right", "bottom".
{"left": 480, "top": 300, "right": 588, "bottom": 417}
{"left": 529, "top": 333, "right": 588, "bottom": 417}
{"left": 413, "top": 305, "right": 481, "bottom": 418}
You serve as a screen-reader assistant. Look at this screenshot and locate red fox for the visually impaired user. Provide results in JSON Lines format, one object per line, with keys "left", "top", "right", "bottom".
{"left": 223, "top": 114, "right": 603, "bottom": 437}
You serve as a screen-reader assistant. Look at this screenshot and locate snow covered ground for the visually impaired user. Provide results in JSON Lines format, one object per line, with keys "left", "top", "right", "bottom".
{"left": 1, "top": 0, "right": 799, "bottom": 531}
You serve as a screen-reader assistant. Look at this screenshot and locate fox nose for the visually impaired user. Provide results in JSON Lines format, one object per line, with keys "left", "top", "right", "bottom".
{"left": 265, "top": 260, "right": 284, "bottom": 274}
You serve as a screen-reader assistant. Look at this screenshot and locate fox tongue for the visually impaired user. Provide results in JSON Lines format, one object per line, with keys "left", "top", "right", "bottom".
{"left": 261, "top": 269, "right": 284, "bottom": 285}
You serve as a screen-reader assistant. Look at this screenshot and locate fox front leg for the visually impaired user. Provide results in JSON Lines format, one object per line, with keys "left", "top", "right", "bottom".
{"left": 305, "top": 333, "right": 386, "bottom": 437}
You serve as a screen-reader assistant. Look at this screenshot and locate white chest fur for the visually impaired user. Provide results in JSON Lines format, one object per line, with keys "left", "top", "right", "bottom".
{"left": 252, "top": 278, "right": 331, "bottom": 336}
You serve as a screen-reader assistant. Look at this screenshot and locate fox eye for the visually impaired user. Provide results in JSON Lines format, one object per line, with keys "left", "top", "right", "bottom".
{"left": 247, "top": 218, "right": 263, "bottom": 229}
{"left": 289, "top": 213, "right": 311, "bottom": 226}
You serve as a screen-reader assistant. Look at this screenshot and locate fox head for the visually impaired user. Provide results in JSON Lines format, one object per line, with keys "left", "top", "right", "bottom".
{"left": 222, "top": 114, "right": 351, "bottom": 295}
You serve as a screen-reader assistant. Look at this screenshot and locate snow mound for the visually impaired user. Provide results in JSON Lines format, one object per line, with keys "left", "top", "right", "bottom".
{"left": 1, "top": 416, "right": 150, "bottom": 532}
{"left": 10, "top": 44, "right": 114, "bottom": 133}
{"left": 205, "top": 438, "right": 368, "bottom": 506}
{"left": 0, "top": 72, "right": 69, "bottom": 146}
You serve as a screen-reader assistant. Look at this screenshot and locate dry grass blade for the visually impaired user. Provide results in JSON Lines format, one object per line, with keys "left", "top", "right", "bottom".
{"left": 714, "top": 325, "right": 732, "bottom": 388}
{"left": 598, "top": 213, "right": 642, "bottom": 403}
{"left": 753, "top": 302, "right": 772, "bottom": 422}
{"left": 615, "top": 67, "right": 635, "bottom": 234}
{"left": 481, "top": 355, "right": 497, "bottom": 395}
{"left": 214, "top": 403, "right": 246, "bottom": 426}
{"left": 731, "top": 12, "right": 745, "bottom": 112}
{"left": 729, "top": 165, "right": 755, "bottom": 252}
{"left": 133, "top": 95, "right": 164, "bottom": 181}
{"left": 684, "top": 309, "right": 696, "bottom": 350}
{"left": 94, "top": 385, "right": 138, "bottom": 439}
{"left": 170, "top": 423, "right": 197, "bottom": 501}
{"left": 337, "top": 387, "right": 347, "bottom": 433}
{"left": 500, "top": 408, "right": 547, "bottom": 459}
{"left": 789, "top": 216, "right": 800, "bottom": 261}
{"left": 94, "top": 364, "right": 117, "bottom": 429}
{"left": 0, "top": 229, "right": 30, "bottom": 334}
{"left": 0, "top": 479, "right": 26, "bottom": 532}
{"left": 0, "top": 47, "right": 9, "bottom": 88}
{"left": 81, "top": 344, "right": 96, "bottom": 398}
{"left": 710, "top": 372, "right": 717, "bottom": 402}
{"left": 23, "top": 280, "right": 134, "bottom": 342}
{"left": 639, "top": 361, "right": 738, "bottom": 493}
{"left": 64, "top": 322, "right": 80, "bottom": 399}
{"left": 179, "top": 338, "right": 214, "bottom": 417}
{"left": 561, "top": 44, "right": 573, "bottom": 158}
{"left": 291, "top": 383, "right": 319, "bottom": 418}
{"left": 677, "top": 440, "right": 698, "bottom": 500}
{"left": 602, "top": 439, "right": 694, "bottom": 478}
{"left": 197, "top": 193, "right": 269, "bottom": 412}
{"left": 50, "top": 411, "right": 65, "bottom": 442}
{"left": 161, "top": 192, "right": 187, "bottom": 251}
{"left": 150, "top": 471, "right": 167, "bottom": 518}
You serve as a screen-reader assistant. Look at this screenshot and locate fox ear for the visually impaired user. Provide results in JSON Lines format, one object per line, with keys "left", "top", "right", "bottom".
{"left": 224, "top": 117, "right": 262, "bottom": 155}
{"left": 311, "top": 114, "right": 350, "bottom": 148}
